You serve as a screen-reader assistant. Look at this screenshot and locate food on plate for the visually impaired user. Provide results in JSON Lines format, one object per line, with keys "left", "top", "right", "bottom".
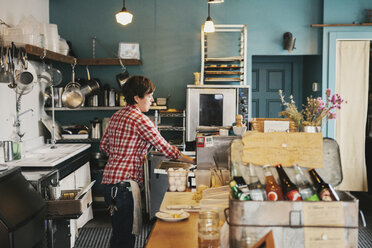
{"left": 173, "top": 213, "right": 181, "bottom": 218}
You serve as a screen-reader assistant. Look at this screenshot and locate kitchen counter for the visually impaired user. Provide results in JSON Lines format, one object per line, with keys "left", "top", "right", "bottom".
{"left": 146, "top": 212, "right": 198, "bottom": 248}
{"left": 146, "top": 191, "right": 199, "bottom": 248}
{"left": 3, "top": 143, "right": 91, "bottom": 194}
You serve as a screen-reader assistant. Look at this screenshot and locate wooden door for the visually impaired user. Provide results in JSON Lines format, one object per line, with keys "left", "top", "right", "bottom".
{"left": 252, "top": 59, "right": 299, "bottom": 118}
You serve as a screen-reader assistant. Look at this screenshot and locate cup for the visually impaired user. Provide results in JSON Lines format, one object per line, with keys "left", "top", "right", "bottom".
{"left": 198, "top": 210, "right": 220, "bottom": 248}
{"left": 49, "top": 185, "right": 61, "bottom": 200}
{"left": 3, "top": 141, "right": 14, "bottom": 162}
{"left": 195, "top": 170, "right": 211, "bottom": 190}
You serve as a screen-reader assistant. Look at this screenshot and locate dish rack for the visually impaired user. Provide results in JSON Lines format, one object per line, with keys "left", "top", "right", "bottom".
{"left": 201, "top": 24, "right": 247, "bottom": 85}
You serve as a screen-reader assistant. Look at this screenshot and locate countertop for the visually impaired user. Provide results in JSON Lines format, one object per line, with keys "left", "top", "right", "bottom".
{"left": 6, "top": 143, "right": 91, "bottom": 168}
{"left": 1, "top": 142, "right": 91, "bottom": 190}
{"left": 146, "top": 191, "right": 199, "bottom": 248}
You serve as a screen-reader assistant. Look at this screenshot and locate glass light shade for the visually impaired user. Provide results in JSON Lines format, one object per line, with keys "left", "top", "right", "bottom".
{"left": 204, "top": 19, "right": 215, "bottom": 33}
{"left": 116, "top": 10, "right": 133, "bottom": 25}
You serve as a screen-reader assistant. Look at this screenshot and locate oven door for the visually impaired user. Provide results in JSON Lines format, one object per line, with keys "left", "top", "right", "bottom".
{"left": 186, "top": 88, "right": 237, "bottom": 141}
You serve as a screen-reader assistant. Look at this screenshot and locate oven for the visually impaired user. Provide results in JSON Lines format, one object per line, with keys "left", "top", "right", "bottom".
{"left": 186, "top": 84, "right": 249, "bottom": 142}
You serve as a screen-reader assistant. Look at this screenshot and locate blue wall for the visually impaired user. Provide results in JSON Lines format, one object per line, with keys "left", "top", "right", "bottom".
{"left": 50, "top": 0, "right": 323, "bottom": 110}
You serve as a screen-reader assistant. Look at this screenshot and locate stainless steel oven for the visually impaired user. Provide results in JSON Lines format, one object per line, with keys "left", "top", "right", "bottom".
{"left": 186, "top": 85, "right": 249, "bottom": 141}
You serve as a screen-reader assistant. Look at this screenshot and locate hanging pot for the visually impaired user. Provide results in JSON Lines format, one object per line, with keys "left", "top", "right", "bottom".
{"left": 81, "top": 66, "right": 101, "bottom": 97}
{"left": 116, "top": 67, "right": 129, "bottom": 89}
{"left": 62, "top": 67, "right": 84, "bottom": 109}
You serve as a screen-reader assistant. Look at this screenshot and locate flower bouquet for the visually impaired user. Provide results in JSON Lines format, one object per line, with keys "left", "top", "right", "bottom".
{"left": 278, "top": 89, "right": 346, "bottom": 130}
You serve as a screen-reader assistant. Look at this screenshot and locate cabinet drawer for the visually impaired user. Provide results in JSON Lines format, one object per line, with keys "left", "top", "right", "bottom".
{"left": 46, "top": 189, "right": 92, "bottom": 219}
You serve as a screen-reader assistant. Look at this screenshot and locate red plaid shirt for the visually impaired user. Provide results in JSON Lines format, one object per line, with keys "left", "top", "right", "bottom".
{"left": 100, "top": 105, "right": 181, "bottom": 184}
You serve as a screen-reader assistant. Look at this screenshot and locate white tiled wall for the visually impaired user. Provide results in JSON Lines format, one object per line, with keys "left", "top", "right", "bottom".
{"left": 0, "top": 0, "right": 49, "bottom": 143}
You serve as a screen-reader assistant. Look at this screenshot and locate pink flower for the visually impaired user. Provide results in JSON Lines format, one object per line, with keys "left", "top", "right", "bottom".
{"left": 331, "top": 95, "right": 337, "bottom": 105}
{"left": 326, "top": 88, "right": 331, "bottom": 97}
{"left": 328, "top": 112, "right": 337, "bottom": 119}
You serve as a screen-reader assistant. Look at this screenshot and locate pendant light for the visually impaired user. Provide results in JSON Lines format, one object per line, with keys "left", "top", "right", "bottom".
{"left": 204, "top": 3, "right": 215, "bottom": 33}
{"left": 116, "top": 0, "right": 133, "bottom": 25}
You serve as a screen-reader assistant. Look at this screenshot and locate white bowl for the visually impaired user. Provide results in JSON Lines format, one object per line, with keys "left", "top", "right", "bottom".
{"left": 233, "top": 126, "right": 247, "bottom": 136}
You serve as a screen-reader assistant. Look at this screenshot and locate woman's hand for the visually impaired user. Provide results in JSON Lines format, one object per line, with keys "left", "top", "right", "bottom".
{"left": 178, "top": 153, "right": 195, "bottom": 164}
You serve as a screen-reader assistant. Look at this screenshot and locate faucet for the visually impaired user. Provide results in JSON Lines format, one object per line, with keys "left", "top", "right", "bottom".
{"left": 14, "top": 108, "right": 34, "bottom": 141}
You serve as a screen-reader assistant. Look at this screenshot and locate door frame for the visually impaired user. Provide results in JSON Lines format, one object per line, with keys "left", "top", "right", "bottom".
{"left": 325, "top": 31, "right": 372, "bottom": 138}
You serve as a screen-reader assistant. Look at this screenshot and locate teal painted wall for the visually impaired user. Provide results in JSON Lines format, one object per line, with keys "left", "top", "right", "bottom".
{"left": 50, "top": 0, "right": 323, "bottom": 111}
{"left": 49, "top": 0, "right": 372, "bottom": 130}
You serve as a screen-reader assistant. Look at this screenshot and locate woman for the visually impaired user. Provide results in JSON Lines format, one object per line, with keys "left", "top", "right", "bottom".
{"left": 100, "top": 75, "right": 194, "bottom": 248}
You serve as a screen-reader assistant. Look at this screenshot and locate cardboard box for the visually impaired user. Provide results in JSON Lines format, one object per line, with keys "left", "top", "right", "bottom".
{"left": 46, "top": 189, "right": 92, "bottom": 218}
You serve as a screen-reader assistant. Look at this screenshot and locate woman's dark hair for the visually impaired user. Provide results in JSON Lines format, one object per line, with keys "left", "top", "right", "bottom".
{"left": 122, "top": 75, "right": 155, "bottom": 105}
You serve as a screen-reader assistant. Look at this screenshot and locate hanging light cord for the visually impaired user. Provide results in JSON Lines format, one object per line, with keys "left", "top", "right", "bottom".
{"left": 122, "top": 0, "right": 126, "bottom": 10}
{"left": 208, "top": 4, "right": 211, "bottom": 18}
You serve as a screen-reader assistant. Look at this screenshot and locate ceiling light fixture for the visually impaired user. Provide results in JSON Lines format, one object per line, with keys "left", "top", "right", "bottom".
{"left": 116, "top": 0, "right": 133, "bottom": 25}
{"left": 204, "top": 3, "right": 215, "bottom": 33}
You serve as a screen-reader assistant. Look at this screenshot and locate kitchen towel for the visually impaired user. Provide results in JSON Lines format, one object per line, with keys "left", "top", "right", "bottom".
{"left": 129, "top": 180, "right": 142, "bottom": 235}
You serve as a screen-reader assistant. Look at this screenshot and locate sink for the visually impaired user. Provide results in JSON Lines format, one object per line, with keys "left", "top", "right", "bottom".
{"left": 6, "top": 143, "right": 91, "bottom": 167}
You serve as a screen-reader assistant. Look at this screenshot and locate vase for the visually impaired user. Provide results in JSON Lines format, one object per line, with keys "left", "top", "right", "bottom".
{"left": 300, "top": 126, "right": 322, "bottom": 133}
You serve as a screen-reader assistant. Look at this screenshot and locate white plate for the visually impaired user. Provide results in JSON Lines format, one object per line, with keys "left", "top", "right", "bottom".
{"left": 155, "top": 210, "right": 190, "bottom": 222}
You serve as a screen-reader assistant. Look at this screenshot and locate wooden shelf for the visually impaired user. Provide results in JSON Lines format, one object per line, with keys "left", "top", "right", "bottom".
{"left": 45, "top": 106, "right": 166, "bottom": 111}
{"left": 76, "top": 58, "right": 142, "bottom": 66}
{"left": 25, "top": 44, "right": 75, "bottom": 64}
{"left": 205, "top": 56, "right": 243, "bottom": 62}
{"left": 311, "top": 23, "right": 372, "bottom": 27}
{"left": 24, "top": 44, "right": 142, "bottom": 66}
{"left": 204, "top": 77, "right": 241, "bottom": 82}
{"left": 205, "top": 71, "right": 242, "bottom": 75}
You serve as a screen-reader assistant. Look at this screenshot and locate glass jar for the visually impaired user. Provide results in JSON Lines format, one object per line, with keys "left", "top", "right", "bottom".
{"left": 198, "top": 210, "right": 220, "bottom": 248}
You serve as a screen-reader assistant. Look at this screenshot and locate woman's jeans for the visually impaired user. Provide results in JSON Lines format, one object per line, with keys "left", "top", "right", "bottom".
{"left": 104, "top": 183, "right": 135, "bottom": 248}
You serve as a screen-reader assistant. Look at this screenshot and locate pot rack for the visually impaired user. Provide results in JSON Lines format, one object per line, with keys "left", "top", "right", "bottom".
{"left": 11, "top": 44, "right": 143, "bottom": 66}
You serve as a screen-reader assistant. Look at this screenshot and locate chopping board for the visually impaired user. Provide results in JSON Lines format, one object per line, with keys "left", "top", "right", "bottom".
{"left": 159, "top": 192, "right": 199, "bottom": 211}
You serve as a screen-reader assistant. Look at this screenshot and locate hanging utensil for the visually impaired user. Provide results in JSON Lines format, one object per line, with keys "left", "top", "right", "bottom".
{"left": 62, "top": 62, "right": 84, "bottom": 109}
{"left": 80, "top": 65, "right": 100, "bottom": 97}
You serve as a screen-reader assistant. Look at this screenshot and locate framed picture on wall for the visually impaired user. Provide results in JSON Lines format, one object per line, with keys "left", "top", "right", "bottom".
{"left": 118, "top": 42, "right": 140, "bottom": 59}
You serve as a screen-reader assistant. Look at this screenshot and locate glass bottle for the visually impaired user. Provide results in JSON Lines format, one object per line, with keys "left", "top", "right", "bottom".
{"left": 230, "top": 180, "right": 250, "bottom": 201}
{"left": 263, "top": 165, "right": 284, "bottom": 201}
{"left": 275, "top": 164, "right": 302, "bottom": 201}
{"left": 293, "top": 164, "right": 319, "bottom": 201}
{"left": 248, "top": 164, "right": 267, "bottom": 201}
{"left": 308, "top": 169, "right": 340, "bottom": 201}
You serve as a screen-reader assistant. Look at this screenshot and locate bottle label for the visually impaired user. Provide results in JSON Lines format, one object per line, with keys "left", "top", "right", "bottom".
{"left": 319, "top": 189, "right": 333, "bottom": 201}
{"left": 267, "top": 191, "right": 278, "bottom": 201}
{"left": 305, "top": 194, "right": 320, "bottom": 201}
{"left": 286, "top": 190, "right": 302, "bottom": 201}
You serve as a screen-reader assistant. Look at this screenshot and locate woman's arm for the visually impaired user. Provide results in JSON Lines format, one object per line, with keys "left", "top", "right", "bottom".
{"left": 177, "top": 153, "right": 195, "bottom": 164}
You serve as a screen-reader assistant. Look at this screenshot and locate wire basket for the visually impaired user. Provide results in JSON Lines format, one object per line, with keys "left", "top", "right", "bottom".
{"left": 250, "top": 118, "right": 297, "bottom": 132}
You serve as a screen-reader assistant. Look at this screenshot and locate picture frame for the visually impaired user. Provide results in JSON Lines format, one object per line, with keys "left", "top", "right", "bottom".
{"left": 118, "top": 42, "right": 140, "bottom": 59}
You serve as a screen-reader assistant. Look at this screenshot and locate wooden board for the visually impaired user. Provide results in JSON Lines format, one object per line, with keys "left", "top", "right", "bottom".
{"left": 159, "top": 192, "right": 199, "bottom": 211}
{"left": 241, "top": 131, "right": 324, "bottom": 168}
